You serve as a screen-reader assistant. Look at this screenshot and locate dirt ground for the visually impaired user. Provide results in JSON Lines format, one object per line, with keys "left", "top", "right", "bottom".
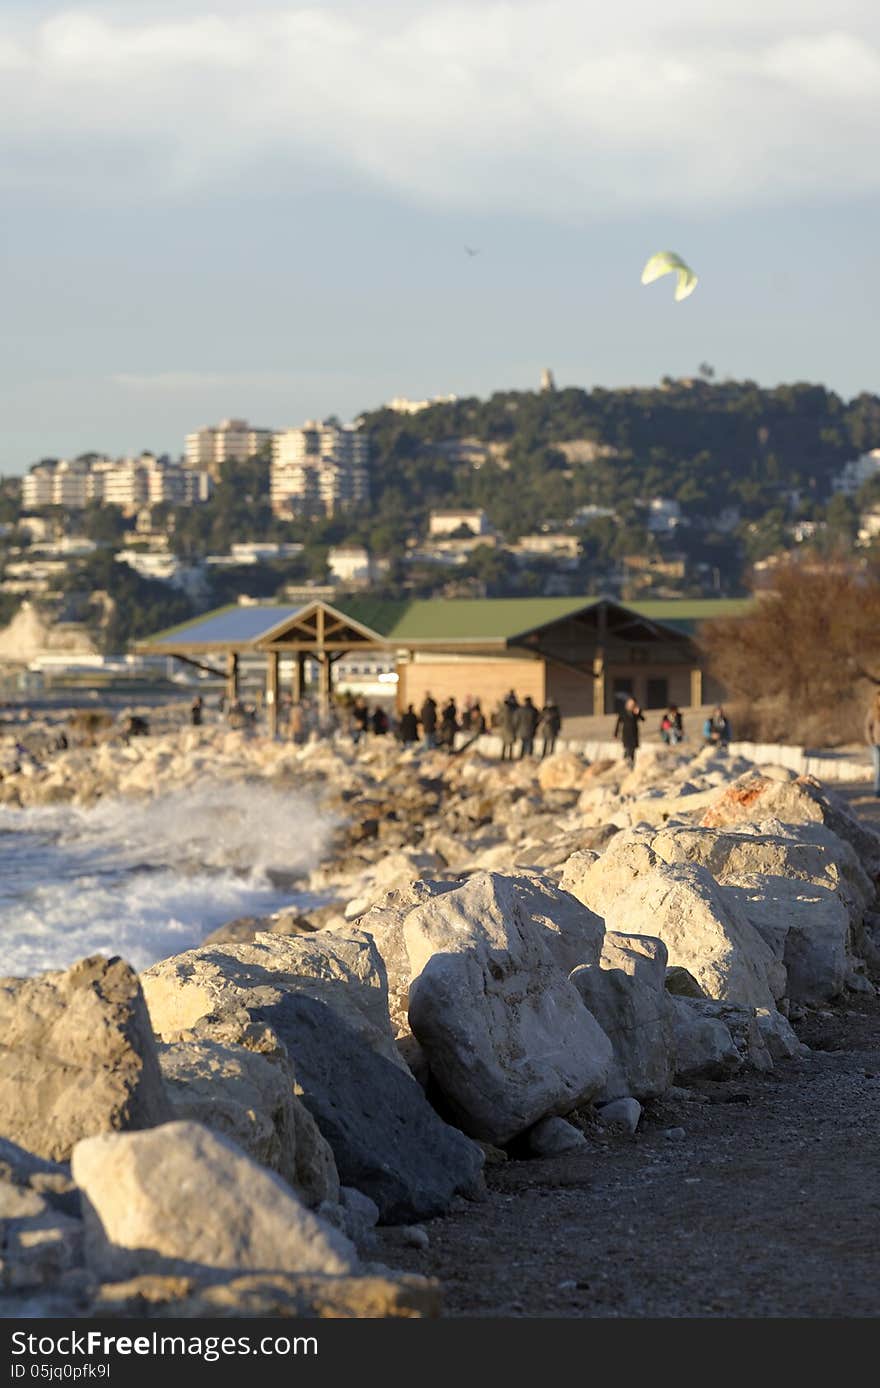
{"left": 376, "top": 999, "right": 880, "bottom": 1320}
{"left": 375, "top": 785, "right": 880, "bottom": 1319}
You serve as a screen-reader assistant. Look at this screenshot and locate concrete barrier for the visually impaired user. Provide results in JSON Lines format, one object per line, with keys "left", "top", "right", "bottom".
{"left": 453, "top": 732, "right": 871, "bottom": 783}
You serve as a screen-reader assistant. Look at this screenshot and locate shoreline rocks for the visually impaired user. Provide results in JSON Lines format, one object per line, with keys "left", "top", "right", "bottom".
{"left": 1, "top": 730, "right": 879, "bottom": 1318}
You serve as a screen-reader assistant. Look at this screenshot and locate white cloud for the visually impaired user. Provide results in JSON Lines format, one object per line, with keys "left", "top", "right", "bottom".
{"left": 2, "top": 3, "right": 880, "bottom": 213}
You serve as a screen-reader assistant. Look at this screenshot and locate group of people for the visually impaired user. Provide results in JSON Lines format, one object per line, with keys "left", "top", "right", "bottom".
{"left": 344, "top": 689, "right": 562, "bottom": 758}
{"left": 614, "top": 697, "right": 732, "bottom": 765}
{"left": 494, "top": 690, "right": 562, "bottom": 760}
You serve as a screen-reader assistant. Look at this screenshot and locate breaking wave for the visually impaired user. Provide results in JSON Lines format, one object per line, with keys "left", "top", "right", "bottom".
{"left": 0, "top": 782, "right": 335, "bottom": 976}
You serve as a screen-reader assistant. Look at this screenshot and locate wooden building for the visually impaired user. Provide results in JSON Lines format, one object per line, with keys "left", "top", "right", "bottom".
{"left": 141, "top": 595, "right": 745, "bottom": 731}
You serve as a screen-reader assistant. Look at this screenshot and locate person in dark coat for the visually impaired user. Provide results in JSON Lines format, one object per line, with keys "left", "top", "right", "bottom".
{"left": 614, "top": 696, "right": 644, "bottom": 766}
{"left": 190, "top": 695, "right": 203, "bottom": 727}
{"left": 419, "top": 693, "right": 438, "bottom": 750}
{"left": 537, "top": 698, "right": 561, "bottom": 758}
{"left": 439, "top": 698, "right": 459, "bottom": 750}
{"left": 515, "top": 695, "right": 540, "bottom": 757}
{"left": 371, "top": 706, "right": 389, "bottom": 735}
{"left": 351, "top": 696, "right": 369, "bottom": 746}
{"left": 497, "top": 697, "right": 517, "bottom": 760}
{"left": 398, "top": 704, "right": 419, "bottom": 745}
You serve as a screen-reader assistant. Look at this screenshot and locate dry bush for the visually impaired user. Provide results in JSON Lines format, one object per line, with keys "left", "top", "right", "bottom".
{"left": 700, "top": 561, "right": 880, "bottom": 747}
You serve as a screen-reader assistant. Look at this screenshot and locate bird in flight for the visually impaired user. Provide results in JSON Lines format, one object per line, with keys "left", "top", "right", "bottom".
{"left": 464, "top": 245, "right": 480, "bottom": 257}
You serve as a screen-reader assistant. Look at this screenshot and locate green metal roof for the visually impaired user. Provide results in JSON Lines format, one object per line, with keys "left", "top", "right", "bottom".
{"left": 142, "top": 595, "right": 752, "bottom": 652}
{"left": 381, "top": 597, "right": 595, "bottom": 643}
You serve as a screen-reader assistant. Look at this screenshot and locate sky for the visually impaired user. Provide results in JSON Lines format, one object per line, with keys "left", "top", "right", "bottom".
{"left": 2, "top": 0, "right": 880, "bottom": 472}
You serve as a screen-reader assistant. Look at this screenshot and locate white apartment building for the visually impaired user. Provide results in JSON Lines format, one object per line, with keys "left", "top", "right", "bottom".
{"left": 22, "top": 459, "right": 106, "bottom": 510}
{"left": 428, "top": 508, "right": 490, "bottom": 537}
{"left": 185, "top": 419, "right": 272, "bottom": 476}
{"left": 270, "top": 421, "right": 369, "bottom": 519}
{"left": 21, "top": 455, "right": 212, "bottom": 513}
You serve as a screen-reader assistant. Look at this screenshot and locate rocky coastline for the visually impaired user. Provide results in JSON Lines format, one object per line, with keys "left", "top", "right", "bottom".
{"left": 2, "top": 721, "right": 879, "bottom": 1318}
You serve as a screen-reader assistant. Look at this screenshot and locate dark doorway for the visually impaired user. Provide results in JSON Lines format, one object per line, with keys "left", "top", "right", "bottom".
{"left": 645, "top": 677, "right": 669, "bottom": 709}
{"left": 613, "top": 677, "right": 634, "bottom": 707}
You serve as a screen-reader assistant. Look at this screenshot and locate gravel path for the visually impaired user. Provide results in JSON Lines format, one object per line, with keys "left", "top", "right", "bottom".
{"left": 377, "top": 997, "right": 880, "bottom": 1317}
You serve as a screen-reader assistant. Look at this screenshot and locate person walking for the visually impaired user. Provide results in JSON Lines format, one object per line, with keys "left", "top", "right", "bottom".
{"left": 419, "top": 693, "right": 438, "bottom": 750}
{"left": 865, "top": 689, "right": 880, "bottom": 796}
{"left": 660, "top": 704, "right": 684, "bottom": 745}
{"left": 498, "top": 696, "right": 517, "bottom": 761}
{"left": 516, "top": 695, "right": 540, "bottom": 758}
{"left": 439, "top": 698, "right": 459, "bottom": 750}
{"left": 703, "top": 706, "right": 732, "bottom": 747}
{"left": 614, "top": 696, "right": 644, "bottom": 766}
{"left": 398, "top": 704, "right": 419, "bottom": 745}
{"left": 537, "top": 697, "right": 561, "bottom": 758}
{"left": 190, "top": 695, "right": 203, "bottom": 727}
{"left": 350, "top": 696, "right": 369, "bottom": 747}
{"left": 371, "top": 706, "right": 389, "bottom": 736}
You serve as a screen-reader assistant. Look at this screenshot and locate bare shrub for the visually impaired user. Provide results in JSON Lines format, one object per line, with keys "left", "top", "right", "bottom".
{"left": 700, "top": 561, "right": 880, "bottom": 747}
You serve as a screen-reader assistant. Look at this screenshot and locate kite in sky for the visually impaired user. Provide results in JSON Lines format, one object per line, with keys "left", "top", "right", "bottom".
{"left": 641, "top": 251, "right": 698, "bottom": 302}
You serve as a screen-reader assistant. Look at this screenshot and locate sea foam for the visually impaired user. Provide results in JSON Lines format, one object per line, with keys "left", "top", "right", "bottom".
{"left": 0, "top": 782, "right": 335, "bottom": 976}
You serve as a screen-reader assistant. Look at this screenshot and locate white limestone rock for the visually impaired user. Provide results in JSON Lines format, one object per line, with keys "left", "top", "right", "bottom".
{"left": 404, "top": 872, "right": 613, "bottom": 1144}
{"left": 570, "top": 931, "right": 672, "bottom": 1101}
{"left": 142, "top": 929, "right": 406, "bottom": 1072}
{"left": 568, "top": 842, "right": 782, "bottom": 1009}
{"left": 71, "top": 1121, "right": 356, "bottom": 1282}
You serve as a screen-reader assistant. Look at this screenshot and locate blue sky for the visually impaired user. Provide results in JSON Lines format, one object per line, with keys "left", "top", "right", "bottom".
{"left": 2, "top": 0, "right": 880, "bottom": 472}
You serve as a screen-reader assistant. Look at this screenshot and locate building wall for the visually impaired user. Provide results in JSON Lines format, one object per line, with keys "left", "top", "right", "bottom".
{"left": 396, "top": 652, "right": 545, "bottom": 715}
{"left": 396, "top": 649, "right": 709, "bottom": 718}
{"left": 601, "top": 663, "right": 694, "bottom": 714}
{"left": 543, "top": 662, "right": 595, "bottom": 720}
{"left": 538, "top": 659, "right": 705, "bottom": 717}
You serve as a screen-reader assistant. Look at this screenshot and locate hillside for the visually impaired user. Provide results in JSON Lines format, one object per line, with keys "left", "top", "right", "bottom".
{"left": 360, "top": 377, "right": 880, "bottom": 540}
{"left": 6, "top": 378, "right": 880, "bottom": 648}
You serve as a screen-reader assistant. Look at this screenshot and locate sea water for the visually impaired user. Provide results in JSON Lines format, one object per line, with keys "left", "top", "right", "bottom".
{"left": 0, "top": 783, "right": 335, "bottom": 976}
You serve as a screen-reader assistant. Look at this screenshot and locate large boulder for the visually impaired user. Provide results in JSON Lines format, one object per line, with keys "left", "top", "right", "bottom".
{"left": 404, "top": 872, "right": 613, "bottom": 1144}
{"left": 569, "top": 932, "right": 672, "bottom": 1100}
{"left": 71, "top": 1121, "right": 356, "bottom": 1282}
{"left": 355, "top": 881, "right": 458, "bottom": 1046}
{"left": 641, "top": 821, "right": 872, "bottom": 919}
{"left": 567, "top": 844, "right": 782, "bottom": 1009}
{"left": 666, "top": 996, "right": 803, "bottom": 1077}
{"left": 356, "top": 873, "right": 603, "bottom": 1074}
{"left": 247, "top": 993, "right": 484, "bottom": 1224}
{"left": 664, "top": 995, "right": 742, "bottom": 1081}
{"left": 142, "top": 930, "right": 405, "bottom": 1072}
{"left": 511, "top": 873, "right": 605, "bottom": 976}
{"left": 700, "top": 772, "right": 880, "bottom": 880}
{"left": 0, "top": 956, "right": 170, "bottom": 1163}
{"left": 720, "top": 875, "right": 850, "bottom": 1001}
{"left": 614, "top": 822, "right": 865, "bottom": 1001}
{"left": 159, "top": 1031, "right": 339, "bottom": 1207}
